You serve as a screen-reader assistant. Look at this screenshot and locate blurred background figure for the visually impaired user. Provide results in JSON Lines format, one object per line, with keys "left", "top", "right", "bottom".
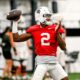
{"left": 0, "top": 26, "right": 16, "bottom": 79}
{"left": 11, "top": 16, "right": 32, "bottom": 80}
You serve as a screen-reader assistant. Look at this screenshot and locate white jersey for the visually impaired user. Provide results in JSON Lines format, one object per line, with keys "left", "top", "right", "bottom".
{"left": 14, "top": 41, "right": 30, "bottom": 59}
{"left": 12, "top": 30, "right": 31, "bottom": 66}
{"left": 14, "top": 30, "right": 30, "bottom": 59}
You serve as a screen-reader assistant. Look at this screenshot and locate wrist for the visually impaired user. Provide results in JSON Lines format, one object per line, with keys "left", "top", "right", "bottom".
{"left": 12, "top": 21, "right": 18, "bottom": 33}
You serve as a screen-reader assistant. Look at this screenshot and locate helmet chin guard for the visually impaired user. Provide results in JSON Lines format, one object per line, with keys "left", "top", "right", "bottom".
{"left": 35, "top": 6, "right": 52, "bottom": 25}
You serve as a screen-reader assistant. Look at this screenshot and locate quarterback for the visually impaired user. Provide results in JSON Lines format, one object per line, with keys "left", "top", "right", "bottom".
{"left": 8, "top": 6, "right": 69, "bottom": 80}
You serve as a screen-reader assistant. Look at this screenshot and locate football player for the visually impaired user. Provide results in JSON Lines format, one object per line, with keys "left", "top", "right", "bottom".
{"left": 10, "top": 6, "right": 69, "bottom": 80}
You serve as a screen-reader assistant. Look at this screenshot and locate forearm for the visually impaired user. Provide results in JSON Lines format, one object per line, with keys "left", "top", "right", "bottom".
{"left": 13, "top": 33, "right": 30, "bottom": 42}
{"left": 12, "top": 21, "right": 21, "bottom": 42}
{"left": 56, "top": 32, "right": 66, "bottom": 51}
{"left": 12, "top": 21, "right": 32, "bottom": 42}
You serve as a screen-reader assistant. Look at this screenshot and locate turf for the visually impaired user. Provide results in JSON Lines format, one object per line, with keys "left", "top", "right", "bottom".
{"left": 28, "top": 73, "right": 80, "bottom": 80}
{"left": 68, "top": 73, "right": 80, "bottom": 80}
{"left": 0, "top": 73, "right": 80, "bottom": 80}
{"left": 27, "top": 73, "right": 80, "bottom": 80}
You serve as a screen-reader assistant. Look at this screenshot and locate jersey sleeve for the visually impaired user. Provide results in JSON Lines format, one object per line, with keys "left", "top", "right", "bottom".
{"left": 58, "top": 26, "right": 66, "bottom": 39}
{"left": 25, "top": 25, "right": 39, "bottom": 34}
{"left": 58, "top": 26, "right": 65, "bottom": 34}
{"left": 52, "top": 24, "right": 65, "bottom": 34}
{"left": 25, "top": 26, "right": 33, "bottom": 34}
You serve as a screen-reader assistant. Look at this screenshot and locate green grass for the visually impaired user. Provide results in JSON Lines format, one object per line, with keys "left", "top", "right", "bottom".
{"left": 1, "top": 72, "right": 78, "bottom": 80}
{"left": 68, "top": 73, "right": 80, "bottom": 80}
{"left": 27, "top": 73, "right": 80, "bottom": 80}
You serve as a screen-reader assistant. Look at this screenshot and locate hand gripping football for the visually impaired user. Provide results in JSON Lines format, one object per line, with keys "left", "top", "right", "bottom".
{"left": 6, "top": 9, "right": 22, "bottom": 21}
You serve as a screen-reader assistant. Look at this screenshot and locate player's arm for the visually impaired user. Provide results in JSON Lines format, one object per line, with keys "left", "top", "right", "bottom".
{"left": 55, "top": 21, "right": 66, "bottom": 51}
{"left": 12, "top": 21, "right": 32, "bottom": 42}
{"left": 6, "top": 10, "right": 32, "bottom": 42}
{"left": 56, "top": 32, "right": 66, "bottom": 51}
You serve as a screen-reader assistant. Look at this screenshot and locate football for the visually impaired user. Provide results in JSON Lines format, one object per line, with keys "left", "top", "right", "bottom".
{"left": 6, "top": 9, "right": 22, "bottom": 21}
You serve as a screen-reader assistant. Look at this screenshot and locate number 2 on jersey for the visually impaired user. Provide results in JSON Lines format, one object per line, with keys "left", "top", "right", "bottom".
{"left": 41, "top": 33, "right": 50, "bottom": 46}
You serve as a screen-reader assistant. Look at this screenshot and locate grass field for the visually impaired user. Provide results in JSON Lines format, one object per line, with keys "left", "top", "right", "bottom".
{"left": 68, "top": 73, "right": 80, "bottom": 80}
{"left": 0, "top": 72, "right": 80, "bottom": 80}
{"left": 28, "top": 73, "right": 80, "bottom": 80}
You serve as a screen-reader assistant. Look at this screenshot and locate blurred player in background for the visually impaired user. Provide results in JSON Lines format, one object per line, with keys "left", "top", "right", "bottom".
{"left": 0, "top": 27, "right": 16, "bottom": 79}
{"left": 11, "top": 16, "right": 32, "bottom": 80}
{"left": 9, "top": 6, "right": 69, "bottom": 80}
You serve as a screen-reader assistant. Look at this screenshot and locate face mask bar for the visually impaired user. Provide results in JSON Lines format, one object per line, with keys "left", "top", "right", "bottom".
{"left": 43, "top": 14, "right": 52, "bottom": 18}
